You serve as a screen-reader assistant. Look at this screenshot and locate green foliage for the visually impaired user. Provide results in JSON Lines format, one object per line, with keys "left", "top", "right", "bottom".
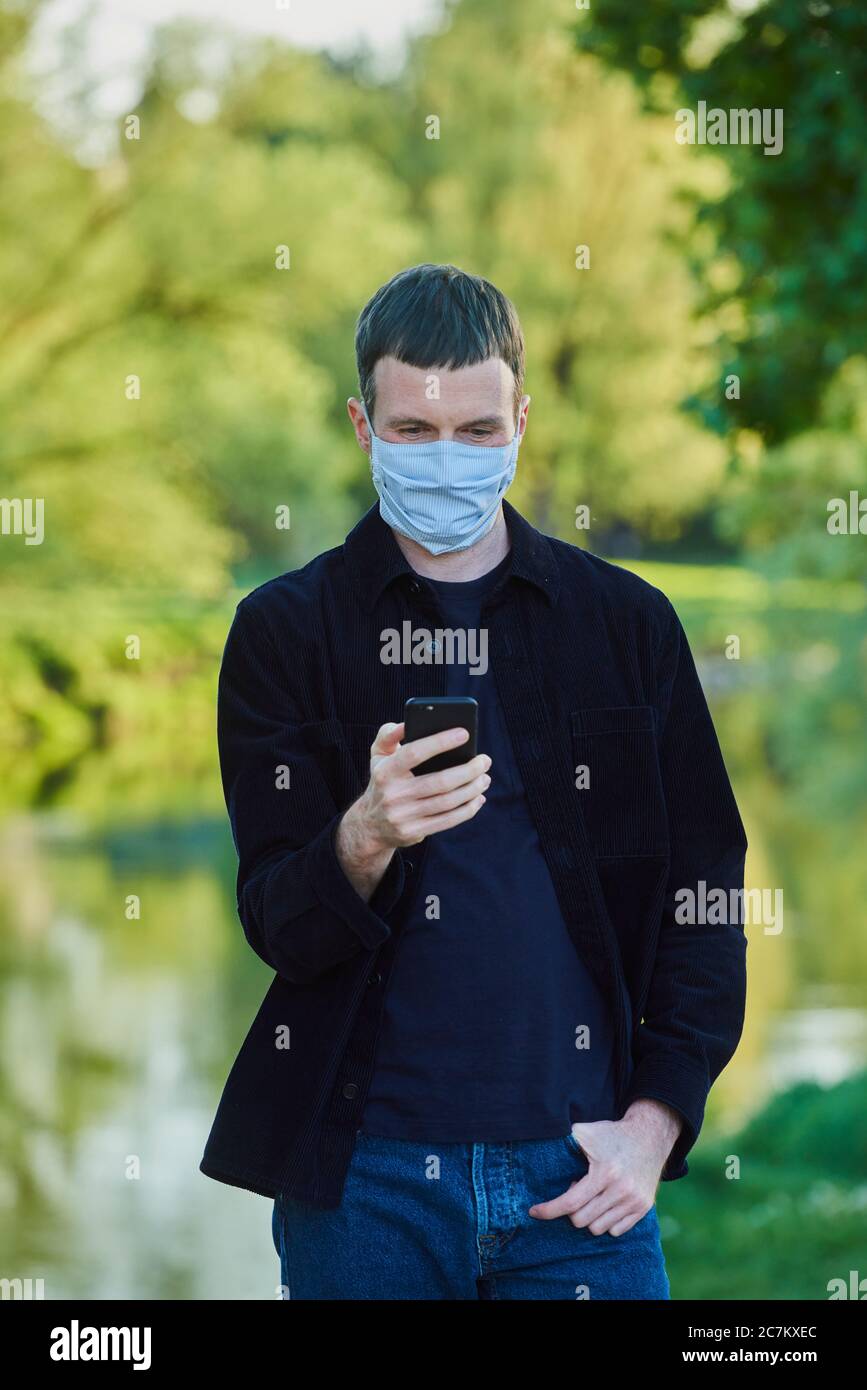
{"left": 574, "top": 0, "right": 867, "bottom": 446}
{"left": 734, "top": 1072, "right": 867, "bottom": 1178}
{"left": 663, "top": 1072, "right": 867, "bottom": 1299}
{"left": 0, "top": 18, "right": 419, "bottom": 592}
{"left": 720, "top": 358, "right": 867, "bottom": 583}
{"left": 0, "top": 590, "right": 232, "bottom": 814}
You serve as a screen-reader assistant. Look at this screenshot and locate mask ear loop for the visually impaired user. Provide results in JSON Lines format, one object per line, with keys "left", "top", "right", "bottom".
{"left": 504, "top": 416, "right": 521, "bottom": 486}
{"left": 361, "top": 401, "right": 380, "bottom": 483}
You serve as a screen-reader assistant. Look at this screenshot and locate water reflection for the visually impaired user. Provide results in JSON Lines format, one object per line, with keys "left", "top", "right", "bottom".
{"left": 1, "top": 818, "right": 278, "bottom": 1299}
{"left": 767, "top": 1001, "right": 867, "bottom": 1090}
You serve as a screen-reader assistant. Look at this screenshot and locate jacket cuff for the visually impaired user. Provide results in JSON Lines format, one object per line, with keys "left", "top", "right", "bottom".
{"left": 305, "top": 813, "right": 404, "bottom": 951}
{"left": 622, "top": 1051, "right": 709, "bottom": 1180}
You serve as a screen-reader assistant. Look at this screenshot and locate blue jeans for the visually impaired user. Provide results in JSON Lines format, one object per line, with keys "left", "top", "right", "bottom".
{"left": 271, "top": 1131, "right": 670, "bottom": 1300}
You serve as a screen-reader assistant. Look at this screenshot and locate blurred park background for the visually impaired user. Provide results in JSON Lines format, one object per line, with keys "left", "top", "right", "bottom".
{"left": 1, "top": 0, "right": 866, "bottom": 1298}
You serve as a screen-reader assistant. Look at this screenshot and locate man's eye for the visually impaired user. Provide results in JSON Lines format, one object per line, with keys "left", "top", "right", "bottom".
{"left": 467, "top": 430, "right": 492, "bottom": 440}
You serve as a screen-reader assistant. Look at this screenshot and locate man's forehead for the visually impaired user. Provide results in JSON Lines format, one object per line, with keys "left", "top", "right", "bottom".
{"left": 373, "top": 355, "right": 514, "bottom": 401}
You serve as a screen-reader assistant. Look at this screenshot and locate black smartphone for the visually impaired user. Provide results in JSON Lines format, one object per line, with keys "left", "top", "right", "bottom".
{"left": 403, "top": 696, "right": 478, "bottom": 775}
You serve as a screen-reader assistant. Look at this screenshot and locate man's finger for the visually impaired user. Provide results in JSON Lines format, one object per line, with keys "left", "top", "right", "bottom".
{"left": 395, "top": 725, "right": 470, "bottom": 771}
{"left": 404, "top": 793, "right": 485, "bottom": 839}
{"left": 409, "top": 776, "right": 489, "bottom": 818}
{"left": 605, "top": 1208, "right": 647, "bottom": 1238}
{"left": 411, "top": 754, "right": 491, "bottom": 798}
{"left": 575, "top": 1203, "right": 633, "bottom": 1237}
{"left": 566, "top": 1190, "right": 620, "bottom": 1230}
{"left": 528, "top": 1174, "right": 600, "bottom": 1221}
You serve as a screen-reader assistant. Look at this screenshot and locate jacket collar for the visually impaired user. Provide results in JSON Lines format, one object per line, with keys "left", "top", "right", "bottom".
{"left": 344, "top": 498, "right": 560, "bottom": 613}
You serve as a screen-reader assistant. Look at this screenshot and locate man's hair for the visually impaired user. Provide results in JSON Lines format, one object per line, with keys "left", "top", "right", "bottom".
{"left": 355, "top": 263, "right": 525, "bottom": 425}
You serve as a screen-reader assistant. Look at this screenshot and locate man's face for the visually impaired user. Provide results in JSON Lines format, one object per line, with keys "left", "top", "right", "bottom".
{"left": 349, "top": 355, "right": 528, "bottom": 450}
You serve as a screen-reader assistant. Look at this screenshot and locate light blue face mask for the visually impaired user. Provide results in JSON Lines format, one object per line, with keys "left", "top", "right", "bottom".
{"left": 360, "top": 400, "right": 522, "bottom": 555}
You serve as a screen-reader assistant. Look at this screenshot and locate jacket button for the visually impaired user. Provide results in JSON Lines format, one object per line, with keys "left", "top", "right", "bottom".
{"left": 342, "top": 1082, "right": 359, "bottom": 1100}
{"left": 409, "top": 579, "right": 421, "bottom": 594}
{"left": 367, "top": 971, "right": 381, "bottom": 987}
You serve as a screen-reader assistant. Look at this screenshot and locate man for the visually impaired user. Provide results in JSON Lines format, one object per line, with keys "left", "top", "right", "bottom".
{"left": 200, "top": 263, "right": 748, "bottom": 1301}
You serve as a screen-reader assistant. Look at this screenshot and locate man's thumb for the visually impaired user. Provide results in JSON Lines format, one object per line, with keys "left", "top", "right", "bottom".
{"left": 372, "top": 720, "right": 404, "bottom": 754}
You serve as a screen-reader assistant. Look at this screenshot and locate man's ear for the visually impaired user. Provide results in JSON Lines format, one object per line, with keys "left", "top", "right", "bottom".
{"left": 347, "top": 397, "right": 371, "bottom": 452}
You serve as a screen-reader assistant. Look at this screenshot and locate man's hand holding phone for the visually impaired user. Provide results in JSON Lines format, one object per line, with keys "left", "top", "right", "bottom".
{"left": 363, "top": 720, "right": 491, "bottom": 846}
{"left": 335, "top": 721, "right": 491, "bottom": 903}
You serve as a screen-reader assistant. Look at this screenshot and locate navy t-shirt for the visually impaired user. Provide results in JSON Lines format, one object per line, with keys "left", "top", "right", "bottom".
{"left": 362, "top": 552, "right": 621, "bottom": 1142}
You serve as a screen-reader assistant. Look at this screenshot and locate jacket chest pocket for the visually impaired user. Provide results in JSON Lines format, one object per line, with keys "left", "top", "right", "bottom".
{"left": 570, "top": 706, "right": 668, "bottom": 858}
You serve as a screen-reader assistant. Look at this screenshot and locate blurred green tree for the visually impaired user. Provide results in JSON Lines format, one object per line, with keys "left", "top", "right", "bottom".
{"left": 0, "top": 13, "right": 419, "bottom": 592}
{"left": 573, "top": 0, "right": 867, "bottom": 448}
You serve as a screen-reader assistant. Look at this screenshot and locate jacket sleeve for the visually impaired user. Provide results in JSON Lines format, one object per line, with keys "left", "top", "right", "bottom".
{"left": 217, "top": 597, "right": 404, "bottom": 983}
{"left": 622, "top": 598, "right": 748, "bottom": 1178}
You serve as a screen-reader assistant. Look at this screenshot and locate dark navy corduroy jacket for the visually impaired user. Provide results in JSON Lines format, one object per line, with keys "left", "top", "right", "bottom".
{"left": 199, "top": 499, "right": 748, "bottom": 1206}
